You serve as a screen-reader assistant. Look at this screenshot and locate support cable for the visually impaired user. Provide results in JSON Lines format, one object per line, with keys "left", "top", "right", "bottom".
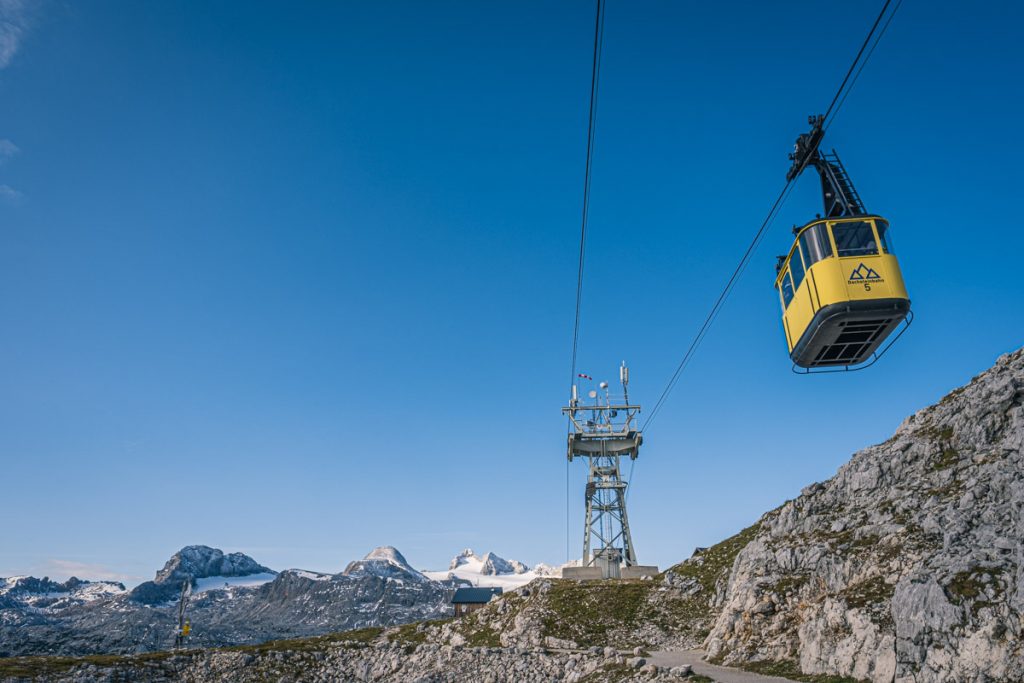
{"left": 568, "top": 0, "right": 606, "bottom": 394}
{"left": 822, "top": 0, "right": 894, "bottom": 125}
{"left": 642, "top": 0, "right": 898, "bottom": 431}
{"left": 566, "top": 0, "right": 607, "bottom": 565}
{"left": 826, "top": 0, "right": 903, "bottom": 132}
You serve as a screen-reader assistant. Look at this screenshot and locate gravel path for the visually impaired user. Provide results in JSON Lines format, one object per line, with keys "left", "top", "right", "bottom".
{"left": 647, "top": 650, "right": 803, "bottom": 683}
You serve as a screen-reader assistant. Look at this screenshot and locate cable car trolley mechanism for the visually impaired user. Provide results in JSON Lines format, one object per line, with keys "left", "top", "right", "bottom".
{"left": 776, "top": 115, "right": 912, "bottom": 372}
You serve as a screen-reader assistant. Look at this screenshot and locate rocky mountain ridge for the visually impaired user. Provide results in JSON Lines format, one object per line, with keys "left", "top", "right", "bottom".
{"left": 448, "top": 549, "right": 529, "bottom": 576}
{"left": 0, "top": 576, "right": 125, "bottom": 612}
{"left": 701, "top": 347, "right": 1024, "bottom": 682}
{"left": 0, "top": 544, "right": 538, "bottom": 658}
{"left": 129, "top": 546, "right": 274, "bottom": 605}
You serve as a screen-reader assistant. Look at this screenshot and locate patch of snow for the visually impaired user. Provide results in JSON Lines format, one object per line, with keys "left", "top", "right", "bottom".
{"left": 193, "top": 572, "right": 277, "bottom": 594}
{"left": 0, "top": 577, "right": 26, "bottom": 595}
{"left": 532, "top": 563, "right": 560, "bottom": 577}
{"left": 284, "top": 569, "right": 332, "bottom": 581}
{"left": 75, "top": 582, "right": 126, "bottom": 601}
{"left": 423, "top": 567, "right": 540, "bottom": 589}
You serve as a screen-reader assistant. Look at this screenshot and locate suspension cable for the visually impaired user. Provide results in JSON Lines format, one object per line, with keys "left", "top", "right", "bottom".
{"left": 822, "top": 0, "right": 893, "bottom": 124}
{"left": 568, "top": 0, "right": 606, "bottom": 395}
{"left": 642, "top": 0, "right": 899, "bottom": 431}
{"left": 826, "top": 0, "right": 903, "bottom": 132}
{"left": 567, "top": 0, "right": 607, "bottom": 563}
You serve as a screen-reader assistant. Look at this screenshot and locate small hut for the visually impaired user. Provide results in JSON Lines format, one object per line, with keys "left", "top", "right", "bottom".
{"left": 451, "top": 587, "right": 502, "bottom": 617}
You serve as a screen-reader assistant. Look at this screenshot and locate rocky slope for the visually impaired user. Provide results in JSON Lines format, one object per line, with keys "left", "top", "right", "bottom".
{"left": 0, "top": 627, "right": 700, "bottom": 683}
{"left": 703, "top": 347, "right": 1024, "bottom": 682}
{"left": 419, "top": 348, "right": 1024, "bottom": 681}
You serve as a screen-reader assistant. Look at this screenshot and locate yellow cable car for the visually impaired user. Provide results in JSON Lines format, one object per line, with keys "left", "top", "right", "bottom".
{"left": 776, "top": 116, "right": 911, "bottom": 370}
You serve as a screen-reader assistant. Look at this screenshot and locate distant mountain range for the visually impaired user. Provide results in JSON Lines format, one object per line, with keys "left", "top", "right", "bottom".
{"left": 422, "top": 548, "right": 560, "bottom": 589}
{"left": 0, "top": 544, "right": 551, "bottom": 657}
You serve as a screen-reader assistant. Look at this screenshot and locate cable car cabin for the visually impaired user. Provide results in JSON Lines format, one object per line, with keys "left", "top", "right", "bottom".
{"left": 775, "top": 215, "right": 910, "bottom": 369}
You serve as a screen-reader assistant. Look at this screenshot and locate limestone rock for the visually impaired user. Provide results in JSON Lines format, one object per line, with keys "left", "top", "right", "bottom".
{"left": 703, "top": 347, "right": 1024, "bottom": 683}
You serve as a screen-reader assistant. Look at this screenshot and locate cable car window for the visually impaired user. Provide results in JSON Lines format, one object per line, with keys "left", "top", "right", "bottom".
{"left": 800, "top": 224, "right": 833, "bottom": 266}
{"left": 780, "top": 271, "right": 795, "bottom": 308}
{"left": 831, "top": 221, "right": 878, "bottom": 257}
{"left": 875, "top": 220, "right": 895, "bottom": 255}
{"left": 789, "top": 248, "right": 805, "bottom": 290}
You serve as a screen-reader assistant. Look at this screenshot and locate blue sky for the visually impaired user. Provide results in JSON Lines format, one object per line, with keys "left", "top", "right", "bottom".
{"left": 1, "top": 1, "right": 1021, "bottom": 584}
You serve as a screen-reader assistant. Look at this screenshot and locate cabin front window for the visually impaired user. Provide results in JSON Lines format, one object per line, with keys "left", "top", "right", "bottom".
{"left": 831, "top": 221, "right": 879, "bottom": 257}
{"left": 800, "top": 223, "right": 833, "bottom": 265}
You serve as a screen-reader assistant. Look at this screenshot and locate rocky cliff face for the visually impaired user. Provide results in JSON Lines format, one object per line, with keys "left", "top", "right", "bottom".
{"left": 704, "top": 348, "right": 1024, "bottom": 682}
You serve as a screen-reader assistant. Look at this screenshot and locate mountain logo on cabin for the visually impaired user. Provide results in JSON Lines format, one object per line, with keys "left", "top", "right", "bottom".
{"left": 849, "top": 263, "right": 881, "bottom": 281}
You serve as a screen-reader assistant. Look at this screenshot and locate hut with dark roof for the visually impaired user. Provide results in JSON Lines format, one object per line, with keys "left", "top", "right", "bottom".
{"left": 451, "top": 586, "right": 502, "bottom": 617}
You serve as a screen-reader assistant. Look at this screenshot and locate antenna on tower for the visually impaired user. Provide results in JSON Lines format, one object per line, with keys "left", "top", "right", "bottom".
{"left": 174, "top": 580, "right": 192, "bottom": 650}
{"left": 620, "top": 361, "right": 630, "bottom": 404}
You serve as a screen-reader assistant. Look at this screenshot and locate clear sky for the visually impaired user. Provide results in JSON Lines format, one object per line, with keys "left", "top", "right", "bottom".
{"left": 1, "top": 1, "right": 1021, "bottom": 585}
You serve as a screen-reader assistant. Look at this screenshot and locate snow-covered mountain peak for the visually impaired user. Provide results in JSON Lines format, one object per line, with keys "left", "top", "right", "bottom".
{"left": 424, "top": 548, "right": 551, "bottom": 589}
{"left": 479, "top": 552, "right": 528, "bottom": 576}
{"left": 363, "top": 546, "right": 412, "bottom": 568}
{"left": 130, "top": 545, "right": 275, "bottom": 605}
{"left": 444, "top": 549, "right": 528, "bottom": 576}
{"left": 343, "top": 546, "right": 429, "bottom": 583}
{"left": 153, "top": 546, "right": 274, "bottom": 586}
{"left": 0, "top": 575, "right": 126, "bottom": 612}
{"left": 448, "top": 548, "right": 478, "bottom": 570}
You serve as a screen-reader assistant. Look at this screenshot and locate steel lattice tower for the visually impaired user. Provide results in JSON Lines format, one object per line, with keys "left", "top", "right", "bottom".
{"left": 562, "top": 362, "right": 642, "bottom": 578}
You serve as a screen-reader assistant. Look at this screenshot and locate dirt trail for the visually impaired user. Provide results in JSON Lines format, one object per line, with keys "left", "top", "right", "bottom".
{"left": 648, "top": 649, "right": 803, "bottom": 683}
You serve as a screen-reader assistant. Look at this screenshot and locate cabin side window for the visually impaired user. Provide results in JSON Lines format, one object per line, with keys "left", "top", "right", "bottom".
{"left": 875, "top": 220, "right": 895, "bottom": 254}
{"left": 831, "top": 221, "right": 879, "bottom": 257}
{"left": 789, "top": 248, "right": 805, "bottom": 291}
{"left": 800, "top": 223, "right": 832, "bottom": 266}
{"left": 780, "top": 271, "right": 795, "bottom": 309}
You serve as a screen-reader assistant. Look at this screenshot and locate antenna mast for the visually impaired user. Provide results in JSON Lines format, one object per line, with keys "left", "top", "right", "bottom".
{"left": 174, "top": 580, "right": 191, "bottom": 650}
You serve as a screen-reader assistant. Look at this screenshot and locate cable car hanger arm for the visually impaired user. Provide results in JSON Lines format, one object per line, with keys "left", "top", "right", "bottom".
{"left": 786, "top": 114, "right": 865, "bottom": 219}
